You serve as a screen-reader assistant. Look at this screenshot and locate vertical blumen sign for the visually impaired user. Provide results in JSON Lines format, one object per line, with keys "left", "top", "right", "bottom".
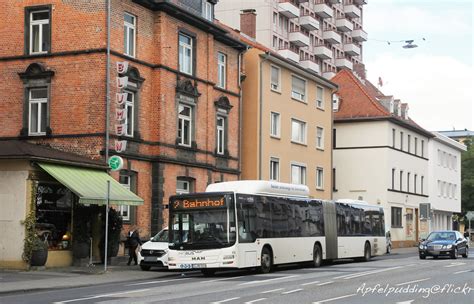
{"left": 115, "top": 61, "right": 129, "bottom": 152}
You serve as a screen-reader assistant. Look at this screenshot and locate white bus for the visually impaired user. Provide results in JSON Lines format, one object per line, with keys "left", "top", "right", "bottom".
{"left": 167, "top": 181, "right": 385, "bottom": 276}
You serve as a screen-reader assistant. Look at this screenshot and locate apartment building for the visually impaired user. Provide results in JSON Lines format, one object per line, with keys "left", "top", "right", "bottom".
{"left": 0, "top": 0, "right": 246, "bottom": 268}
{"left": 331, "top": 69, "right": 435, "bottom": 247}
{"left": 428, "top": 132, "right": 466, "bottom": 231}
{"left": 216, "top": 0, "right": 367, "bottom": 79}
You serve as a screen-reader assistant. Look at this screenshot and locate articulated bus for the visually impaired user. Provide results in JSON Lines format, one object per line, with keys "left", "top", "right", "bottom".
{"left": 167, "top": 181, "right": 385, "bottom": 275}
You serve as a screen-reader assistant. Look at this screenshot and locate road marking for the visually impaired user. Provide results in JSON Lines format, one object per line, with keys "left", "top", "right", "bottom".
{"left": 301, "top": 280, "right": 320, "bottom": 286}
{"left": 444, "top": 262, "right": 466, "bottom": 268}
{"left": 395, "top": 278, "right": 430, "bottom": 286}
{"left": 317, "top": 281, "right": 334, "bottom": 286}
{"left": 405, "top": 264, "right": 417, "bottom": 267}
{"left": 453, "top": 270, "right": 471, "bottom": 274}
{"left": 201, "top": 276, "right": 244, "bottom": 283}
{"left": 282, "top": 288, "right": 303, "bottom": 294}
{"left": 313, "top": 293, "right": 356, "bottom": 303}
{"left": 342, "top": 266, "right": 404, "bottom": 280}
{"left": 127, "top": 278, "right": 191, "bottom": 286}
{"left": 239, "top": 275, "right": 299, "bottom": 286}
{"left": 210, "top": 297, "right": 240, "bottom": 304}
{"left": 396, "top": 300, "right": 414, "bottom": 304}
{"left": 244, "top": 298, "right": 267, "bottom": 304}
{"left": 260, "top": 288, "right": 284, "bottom": 294}
{"left": 53, "top": 288, "right": 151, "bottom": 303}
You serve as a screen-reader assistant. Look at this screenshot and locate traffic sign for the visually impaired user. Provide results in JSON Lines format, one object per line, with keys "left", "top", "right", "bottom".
{"left": 466, "top": 211, "right": 474, "bottom": 220}
{"left": 108, "top": 155, "right": 124, "bottom": 171}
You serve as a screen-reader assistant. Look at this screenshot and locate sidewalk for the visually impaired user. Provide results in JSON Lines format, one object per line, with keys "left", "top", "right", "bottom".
{"left": 0, "top": 264, "right": 179, "bottom": 295}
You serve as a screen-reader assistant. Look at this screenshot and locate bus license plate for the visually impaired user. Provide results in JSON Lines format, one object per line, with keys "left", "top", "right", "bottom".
{"left": 180, "top": 264, "right": 206, "bottom": 269}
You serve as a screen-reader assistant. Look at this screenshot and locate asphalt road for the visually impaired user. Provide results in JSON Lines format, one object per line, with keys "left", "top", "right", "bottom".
{"left": 1, "top": 249, "right": 472, "bottom": 304}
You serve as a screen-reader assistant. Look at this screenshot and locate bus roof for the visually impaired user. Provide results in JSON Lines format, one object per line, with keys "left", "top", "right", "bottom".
{"left": 335, "top": 199, "right": 369, "bottom": 205}
{"left": 205, "top": 180, "right": 310, "bottom": 198}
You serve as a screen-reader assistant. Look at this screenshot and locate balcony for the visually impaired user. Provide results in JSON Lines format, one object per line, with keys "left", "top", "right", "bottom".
{"left": 278, "top": 1, "right": 300, "bottom": 18}
{"left": 335, "top": 18, "right": 354, "bottom": 32}
{"left": 277, "top": 48, "right": 300, "bottom": 63}
{"left": 313, "top": 45, "right": 332, "bottom": 59}
{"left": 300, "top": 60, "right": 320, "bottom": 74}
{"left": 351, "top": 28, "right": 368, "bottom": 42}
{"left": 343, "top": 43, "right": 360, "bottom": 56}
{"left": 327, "top": 0, "right": 341, "bottom": 4}
{"left": 344, "top": 5, "right": 361, "bottom": 18}
{"left": 289, "top": 31, "right": 310, "bottom": 47}
{"left": 335, "top": 57, "right": 353, "bottom": 70}
{"left": 353, "top": 0, "right": 367, "bottom": 4}
{"left": 299, "top": 15, "right": 319, "bottom": 31}
{"left": 323, "top": 70, "right": 336, "bottom": 79}
{"left": 323, "top": 30, "right": 341, "bottom": 44}
{"left": 313, "top": 4, "right": 333, "bottom": 19}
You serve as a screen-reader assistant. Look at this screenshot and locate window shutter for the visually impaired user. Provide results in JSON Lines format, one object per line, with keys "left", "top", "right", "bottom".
{"left": 271, "top": 67, "right": 279, "bottom": 85}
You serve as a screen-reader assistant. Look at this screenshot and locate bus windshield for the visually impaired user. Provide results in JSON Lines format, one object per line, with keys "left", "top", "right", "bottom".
{"left": 168, "top": 194, "right": 236, "bottom": 250}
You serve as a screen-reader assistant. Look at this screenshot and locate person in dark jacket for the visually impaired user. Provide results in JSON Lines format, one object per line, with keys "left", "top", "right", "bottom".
{"left": 126, "top": 226, "right": 142, "bottom": 266}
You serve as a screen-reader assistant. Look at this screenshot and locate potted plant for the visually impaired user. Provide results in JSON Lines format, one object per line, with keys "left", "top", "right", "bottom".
{"left": 99, "top": 207, "right": 123, "bottom": 263}
{"left": 30, "top": 236, "right": 48, "bottom": 266}
{"left": 72, "top": 204, "right": 91, "bottom": 259}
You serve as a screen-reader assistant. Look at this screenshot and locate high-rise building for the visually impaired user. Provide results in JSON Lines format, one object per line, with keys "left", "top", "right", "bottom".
{"left": 216, "top": 0, "right": 367, "bottom": 79}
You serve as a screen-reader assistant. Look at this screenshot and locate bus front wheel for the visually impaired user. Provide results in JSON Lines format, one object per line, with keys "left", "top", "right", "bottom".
{"left": 312, "top": 244, "right": 322, "bottom": 268}
{"left": 258, "top": 247, "right": 273, "bottom": 274}
{"left": 362, "top": 242, "right": 371, "bottom": 262}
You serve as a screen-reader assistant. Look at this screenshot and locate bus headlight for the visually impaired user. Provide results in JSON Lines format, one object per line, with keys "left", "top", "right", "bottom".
{"left": 168, "top": 256, "right": 175, "bottom": 261}
{"left": 223, "top": 255, "right": 234, "bottom": 260}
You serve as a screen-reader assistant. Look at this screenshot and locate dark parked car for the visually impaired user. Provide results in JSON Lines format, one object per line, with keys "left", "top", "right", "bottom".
{"left": 419, "top": 230, "right": 469, "bottom": 259}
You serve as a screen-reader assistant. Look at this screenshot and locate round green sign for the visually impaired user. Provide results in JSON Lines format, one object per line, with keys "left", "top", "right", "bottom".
{"left": 108, "top": 155, "right": 124, "bottom": 171}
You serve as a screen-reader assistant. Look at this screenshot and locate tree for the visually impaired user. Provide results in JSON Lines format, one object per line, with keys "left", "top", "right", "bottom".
{"left": 461, "top": 137, "right": 474, "bottom": 215}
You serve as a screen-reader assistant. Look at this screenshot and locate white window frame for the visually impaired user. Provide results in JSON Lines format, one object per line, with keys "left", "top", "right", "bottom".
{"left": 270, "top": 65, "right": 281, "bottom": 91}
{"left": 119, "top": 175, "right": 131, "bottom": 221}
{"left": 29, "top": 10, "right": 49, "bottom": 54}
{"left": 332, "top": 94, "right": 339, "bottom": 112}
{"left": 179, "top": 33, "right": 193, "bottom": 75}
{"left": 270, "top": 112, "right": 281, "bottom": 138}
{"left": 177, "top": 179, "right": 191, "bottom": 195}
{"left": 124, "top": 13, "right": 136, "bottom": 57}
{"left": 202, "top": 1, "right": 213, "bottom": 21}
{"left": 28, "top": 88, "right": 48, "bottom": 136}
{"left": 216, "top": 116, "right": 225, "bottom": 155}
{"left": 217, "top": 52, "right": 226, "bottom": 89}
{"left": 291, "top": 75, "right": 306, "bottom": 102}
{"left": 124, "top": 90, "right": 134, "bottom": 137}
{"left": 178, "top": 103, "right": 192, "bottom": 147}
{"left": 316, "top": 126, "right": 324, "bottom": 149}
{"left": 316, "top": 167, "right": 324, "bottom": 189}
{"left": 270, "top": 157, "right": 280, "bottom": 181}
{"left": 291, "top": 118, "right": 307, "bottom": 144}
{"left": 291, "top": 163, "right": 307, "bottom": 185}
{"left": 316, "top": 86, "right": 324, "bottom": 109}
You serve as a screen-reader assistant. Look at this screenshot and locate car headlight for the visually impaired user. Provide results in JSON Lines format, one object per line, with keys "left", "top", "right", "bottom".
{"left": 419, "top": 245, "right": 424, "bottom": 249}
{"left": 446, "top": 244, "right": 452, "bottom": 249}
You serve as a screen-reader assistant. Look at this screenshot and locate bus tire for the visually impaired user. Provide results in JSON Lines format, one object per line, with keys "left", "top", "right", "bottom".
{"left": 362, "top": 242, "right": 371, "bottom": 262}
{"left": 258, "top": 246, "right": 273, "bottom": 274}
{"left": 201, "top": 269, "right": 216, "bottom": 277}
{"left": 312, "top": 244, "right": 322, "bottom": 268}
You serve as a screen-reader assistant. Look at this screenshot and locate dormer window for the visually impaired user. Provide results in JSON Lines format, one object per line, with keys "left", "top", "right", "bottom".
{"left": 397, "top": 104, "right": 401, "bottom": 116}
{"left": 202, "top": 1, "right": 213, "bottom": 21}
{"left": 404, "top": 107, "right": 409, "bottom": 119}
{"left": 389, "top": 101, "right": 394, "bottom": 114}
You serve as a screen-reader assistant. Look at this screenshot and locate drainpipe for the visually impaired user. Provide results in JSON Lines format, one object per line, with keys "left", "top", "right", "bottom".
{"left": 258, "top": 52, "right": 271, "bottom": 180}
{"left": 238, "top": 46, "right": 250, "bottom": 179}
{"left": 105, "top": 0, "right": 111, "bottom": 164}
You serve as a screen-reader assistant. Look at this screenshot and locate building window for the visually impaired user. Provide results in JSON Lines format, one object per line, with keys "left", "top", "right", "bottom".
{"left": 216, "top": 116, "right": 225, "bottom": 155}
{"left": 28, "top": 88, "right": 48, "bottom": 136}
{"left": 217, "top": 52, "right": 226, "bottom": 88}
{"left": 271, "top": 65, "right": 280, "bottom": 91}
{"left": 392, "top": 128, "right": 396, "bottom": 148}
{"left": 407, "top": 172, "right": 410, "bottom": 192}
{"left": 421, "top": 140, "right": 425, "bottom": 157}
{"left": 316, "top": 167, "right": 324, "bottom": 189}
{"left": 118, "top": 175, "right": 131, "bottom": 221}
{"left": 291, "top": 75, "right": 306, "bottom": 101}
{"left": 270, "top": 112, "right": 280, "bottom": 138}
{"left": 333, "top": 128, "right": 336, "bottom": 149}
{"left": 399, "top": 170, "right": 403, "bottom": 191}
{"left": 124, "top": 13, "right": 136, "bottom": 57}
{"left": 124, "top": 90, "right": 135, "bottom": 137}
{"left": 407, "top": 134, "right": 411, "bottom": 153}
{"left": 332, "top": 94, "right": 339, "bottom": 112}
{"left": 391, "top": 168, "right": 395, "bottom": 190}
{"left": 391, "top": 207, "right": 402, "bottom": 228}
{"left": 316, "top": 86, "right": 324, "bottom": 109}
{"left": 400, "top": 131, "right": 403, "bottom": 150}
{"left": 178, "top": 104, "right": 192, "bottom": 146}
{"left": 332, "top": 168, "right": 337, "bottom": 191}
{"left": 202, "top": 1, "right": 213, "bottom": 21}
{"left": 414, "top": 174, "right": 417, "bottom": 193}
{"left": 291, "top": 164, "right": 306, "bottom": 185}
{"left": 179, "top": 33, "right": 193, "bottom": 75}
{"left": 270, "top": 158, "right": 280, "bottom": 181}
{"left": 316, "top": 126, "right": 324, "bottom": 149}
{"left": 421, "top": 176, "right": 424, "bottom": 194}
{"left": 414, "top": 137, "right": 418, "bottom": 155}
{"left": 27, "top": 8, "right": 51, "bottom": 54}
{"left": 291, "top": 119, "right": 306, "bottom": 144}
{"left": 177, "top": 178, "right": 191, "bottom": 194}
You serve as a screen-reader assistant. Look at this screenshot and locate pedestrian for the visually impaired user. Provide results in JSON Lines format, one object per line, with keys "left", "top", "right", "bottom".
{"left": 126, "top": 226, "right": 142, "bottom": 266}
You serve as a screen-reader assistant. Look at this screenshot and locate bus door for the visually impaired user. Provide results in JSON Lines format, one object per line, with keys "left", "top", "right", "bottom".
{"left": 323, "top": 201, "right": 338, "bottom": 260}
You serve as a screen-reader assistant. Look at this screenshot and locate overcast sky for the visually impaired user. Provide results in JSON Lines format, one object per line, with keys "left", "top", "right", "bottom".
{"left": 363, "top": 0, "right": 473, "bottom": 132}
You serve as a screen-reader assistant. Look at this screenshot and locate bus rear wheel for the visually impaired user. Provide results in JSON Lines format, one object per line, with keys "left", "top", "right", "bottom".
{"left": 362, "top": 242, "right": 371, "bottom": 262}
{"left": 312, "top": 244, "right": 322, "bottom": 268}
{"left": 258, "top": 247, "right": 272, "bottom": 274}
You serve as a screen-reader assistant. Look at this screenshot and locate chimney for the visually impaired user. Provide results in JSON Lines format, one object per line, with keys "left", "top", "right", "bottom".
{"left": 240, "top": 9, "right": 256, "bottom": 39}
{"left": 353, "top": 63, "right": 366, "bottom": 80}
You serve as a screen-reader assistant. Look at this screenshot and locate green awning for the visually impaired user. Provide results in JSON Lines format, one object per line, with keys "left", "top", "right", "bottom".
{"left": 38, "top": 163, "right": 144, "bottom": 206}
